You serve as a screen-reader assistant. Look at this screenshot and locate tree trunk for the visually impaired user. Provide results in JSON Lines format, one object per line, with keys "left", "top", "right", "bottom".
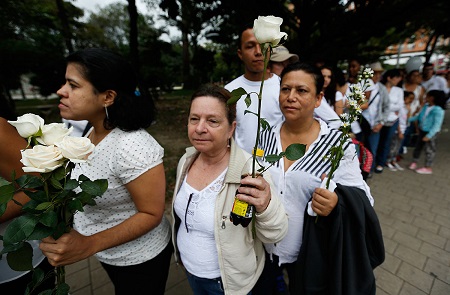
{"left": 55, "top": 0, "right": 74, "bottom": 53}
{"left": 127, "top": 0, "right": 152, "bottom": 100}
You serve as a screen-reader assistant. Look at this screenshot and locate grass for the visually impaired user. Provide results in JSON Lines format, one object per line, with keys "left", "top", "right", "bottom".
{"left": 14, "top": 90, "right": 194, "bottom": 205}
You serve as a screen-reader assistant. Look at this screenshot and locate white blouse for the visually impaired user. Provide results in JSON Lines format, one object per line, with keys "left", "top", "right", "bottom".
{"left": 174, "top": 169, "right": 227, "bottom": 279}
{"left": 72, "top": 128, "right": 171, "bottom": 266}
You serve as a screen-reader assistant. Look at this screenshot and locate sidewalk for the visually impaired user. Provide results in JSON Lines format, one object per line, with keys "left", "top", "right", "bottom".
{"left": 66, "top": 110, "right": 450, "bottom": 295}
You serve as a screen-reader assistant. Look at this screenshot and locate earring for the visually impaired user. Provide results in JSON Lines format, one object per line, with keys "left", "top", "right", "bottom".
{"left": 227, "top": 138, "right": 231, "bottom": 148}
{"left": 104, "top": 104, "right": 109, "bottom": 120}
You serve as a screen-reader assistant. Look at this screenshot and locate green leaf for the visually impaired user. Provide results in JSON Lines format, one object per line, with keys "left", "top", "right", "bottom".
{"left": 285, "top": 143, "right": 306, "bottom": 161}
{"left": 80, "top": 180, "right": 107, "bottom": 196}
{"left": 22, "top": 200, "right": 43, "bottom": 214}
{"left": 55, "top": 282, "right": 70, "bottom": 295}
{"left": 6, "top": 242, "right": 33, "bottom": 271}
{"left": 76, "top": 192, "right": 97, "bottom": 206}
{"left": 67, "top": 199, "right": 83, "bottom": 214}
{"left": 35, "top": 202, "right": 53, "bottom": 211}
{"left": 4, "top": 215, "right": 39, "bottom": 244}
{"left": 0, "top": 177, "right": 11, "bottom": 187}
{"left": 28, "top": 224, "right": 54, "bottom": 241}
{"left": 25, "top": 190, "right": 48, "bottom": 202}
{"left": 49, "top": 178, "right": 63, "bottom": 190}
{"left": 16, "top": 175, "right": 43, "bottom": 189}
{"left": 51, "top": 166, "right": 67, "bottom": 181}
{"left": 1, "top": 241, "right": 25, "bottom": 254}
{"left": 243, "top": 110, "right": 258, "bottom": 117}
{"left": 265, "top": 154, "right": 283, "bottom": 163}
{"left": 78, "top": 174, "right": 89, "bottom": 182}
{"left": 39, "top": 211, "right": 58, "bottom": 228}
{"left": 93, "top": 179, "right": 108, "bottom": 194}
{"left": 260, "top": 118, "right": 270, "bottom": 130}
{"left": 244, "top": 94, "right": 251, "bottom": 108}
{"left": 52, "top": 222, "right": 67, "bottom": 240}
{"left": 0, "top": 203, "right": 6, "bottom": 217}
{"left": 227, "top": 87, "right": 247, "bottom": 105}
{"left": 64, "top": 179, "right": 79, "bottom": 190}
{"left": 37, "top": 290, "right": 53, "bottom": 295}
{"left": 0, "top": 184, "right": 15, "bottom": 204}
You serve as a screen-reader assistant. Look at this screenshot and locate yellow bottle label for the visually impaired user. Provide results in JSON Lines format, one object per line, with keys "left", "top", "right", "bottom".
{"left": 232, "top": 199, "right": 249, "bottom": 217}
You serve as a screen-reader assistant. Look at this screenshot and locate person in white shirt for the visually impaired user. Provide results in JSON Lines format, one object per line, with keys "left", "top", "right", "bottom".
{"left": 254, "top": 62, "right": 373, "bottom": 294}
{"left": 374, "top": 69, "right": 404, "bottom": 173}
{"left": 421, "top": 62, "right": 447, "bottom": 95}
{"left": 39, "top": 48, "right": 172, "bottom": 295}
{"left": 225, "top": 26, "right": 284, "bottom": 154}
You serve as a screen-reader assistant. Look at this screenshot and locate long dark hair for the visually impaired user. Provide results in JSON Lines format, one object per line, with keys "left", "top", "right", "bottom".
{"left": 66, "top": 48, "right": 156, "bottom": 131}
{"left": 320, "top": 64, "right": 337, "bottom": 106}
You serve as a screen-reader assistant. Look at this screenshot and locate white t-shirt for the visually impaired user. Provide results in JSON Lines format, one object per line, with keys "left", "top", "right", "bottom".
{"left": 72, "top": 128, "right": 171, "bottom": 266}
{"left": 386, "top": 86, "right": 405, "bottom": 123}
{"left": 313, "top": 99, "right": 341, "bottom": 130}
{"left": 225, "top": 74, "right": 283, "bottom": 153}
{"left": 421, "top": 75, "right": 447, "bottom": 93}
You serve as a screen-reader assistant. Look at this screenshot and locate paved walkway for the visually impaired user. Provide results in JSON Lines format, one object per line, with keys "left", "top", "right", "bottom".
{"left": 66, "top": 109, "right": 450, "bottom": 295}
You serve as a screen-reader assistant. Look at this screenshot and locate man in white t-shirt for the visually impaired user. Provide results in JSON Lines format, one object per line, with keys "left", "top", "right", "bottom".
{"left": 421, "top": 62, "right": 447, "bottom": 94}
{"left": 225, "top": 26, "right": 283, "bottom": 153}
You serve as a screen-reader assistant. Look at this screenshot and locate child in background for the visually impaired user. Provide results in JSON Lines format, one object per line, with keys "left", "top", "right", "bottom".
{"left": 408, "top": 90, "right": 447, "bottom": 174}
{"left": 387, "top": 91, "right": 415, "bottom": 170}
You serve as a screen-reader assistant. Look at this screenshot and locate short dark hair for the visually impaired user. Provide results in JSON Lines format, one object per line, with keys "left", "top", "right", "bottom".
{"left": 404, "top": 90, "right": 415, "bottom": 99}
{"left": 280, "top": 62, "right": 324, "bottom": 95}
{"left": 190, "top": 84, "right": 236, "bottom": 124}
{"left": 427, "top": 90, "right": 447, "bottom": 109}
{"left": 237, "top": 23, "right": 254, "bottom": 49}
{"left": 66, "top": 48, "right": 155, "bottom": 131}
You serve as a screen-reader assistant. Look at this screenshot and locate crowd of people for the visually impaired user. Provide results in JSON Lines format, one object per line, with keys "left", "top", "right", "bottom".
{"left": 0, "top": 24, "right": 448, "bottom": 295}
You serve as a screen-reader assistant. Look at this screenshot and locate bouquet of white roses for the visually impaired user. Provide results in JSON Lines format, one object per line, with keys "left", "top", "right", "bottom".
{"left": 0, "top": 113, "right": 107, "bottom": 295}
{"left": 227, "top": 16, "right": 305, "bottom": 235}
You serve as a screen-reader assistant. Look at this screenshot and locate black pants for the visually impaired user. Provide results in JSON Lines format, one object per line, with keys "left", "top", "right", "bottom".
{"left": 0, "top": 258, "right": 55, "bottom": 295}
{"left": 252, "top": 251, "right": 296, "bottom": 295}
{"left": 101, "top": 242, "right": 173, "bottom": 295}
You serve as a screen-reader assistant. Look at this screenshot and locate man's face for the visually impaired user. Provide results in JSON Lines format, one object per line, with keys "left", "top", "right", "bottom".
{"left": 423, "top": 66, "right": 434, "bottom": 79}
{"left": 237, "top": 29, "right": 264, "bottom": 75}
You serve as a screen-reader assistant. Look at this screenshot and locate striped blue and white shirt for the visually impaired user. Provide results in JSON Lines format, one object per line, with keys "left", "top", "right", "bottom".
{"left": 259, "top": 119, "right": 373, "bottom": 265}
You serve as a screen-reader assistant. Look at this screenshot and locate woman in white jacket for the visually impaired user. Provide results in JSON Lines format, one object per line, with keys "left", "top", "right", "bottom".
{"left": 171, "top": 84, "right": 288, "bottom": 295}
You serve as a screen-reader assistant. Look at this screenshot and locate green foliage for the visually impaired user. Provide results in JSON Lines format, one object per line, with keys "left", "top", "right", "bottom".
{"left": 0, "top": 164, "right": 107, "bottom": 294}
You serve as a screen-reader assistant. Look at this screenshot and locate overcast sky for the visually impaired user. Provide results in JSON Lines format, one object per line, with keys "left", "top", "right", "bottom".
{"left": 74, "top": 0, "right": 147, "bottom": 14}
{"left": 73, "top": 0, "right": 178, "bottom": 41}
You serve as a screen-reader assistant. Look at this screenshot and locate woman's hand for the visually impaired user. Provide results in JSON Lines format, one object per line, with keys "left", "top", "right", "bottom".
{"left": 311, "top": 187, "right": 338, "bottom": 216}
{"left": 39, "top": 229, "right": 95, "bottom": 266}
{"left": 236, "top": 175, "right": 271, "bottom": 213}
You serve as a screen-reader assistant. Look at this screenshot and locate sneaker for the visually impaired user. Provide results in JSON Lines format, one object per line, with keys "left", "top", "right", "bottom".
{"left": 392, "top": 162, "right": 404, "bottom": 171}
{"left": 375, "top": 165, "right": 384, "bottom": 173}
{"left": 416, "top": 167, "right": 432, "bottom": 174}
{"left": 408, "top": 162, "right": 417, "bottom": 170}
{"left": 386, "top": 162, "right": 397, "bottom": 171}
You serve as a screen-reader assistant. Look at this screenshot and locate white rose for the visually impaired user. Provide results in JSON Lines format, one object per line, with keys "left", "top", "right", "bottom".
{"left": 36, "top": 123, "right": 73, "bottom": 145}
{"left": 8, "top": 113, "right": 44, "bottom": 138}
{"left": 21, "top": 145, "right": 65, "bottom": 173}
{"left": 56, "top": 136, "right": 95, "bottom": 163}
{"left": 253, "top": 16, "right": 288, "bottom": 46}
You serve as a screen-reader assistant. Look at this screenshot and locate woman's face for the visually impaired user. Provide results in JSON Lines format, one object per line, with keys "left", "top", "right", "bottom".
{"left": 321, "top": 68, "right": 332, "bottom": 90}
{"left": 188, "top": 96, "right": 236, "bottom": 155}
{"left": 279, "top": 70, "right": 322, "bottom": 122}
{"left": 57, "top": 63, "right": 105, "bottom": 122}
{"left": 388, "top": 75, "right": 402, "bottom": 86}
